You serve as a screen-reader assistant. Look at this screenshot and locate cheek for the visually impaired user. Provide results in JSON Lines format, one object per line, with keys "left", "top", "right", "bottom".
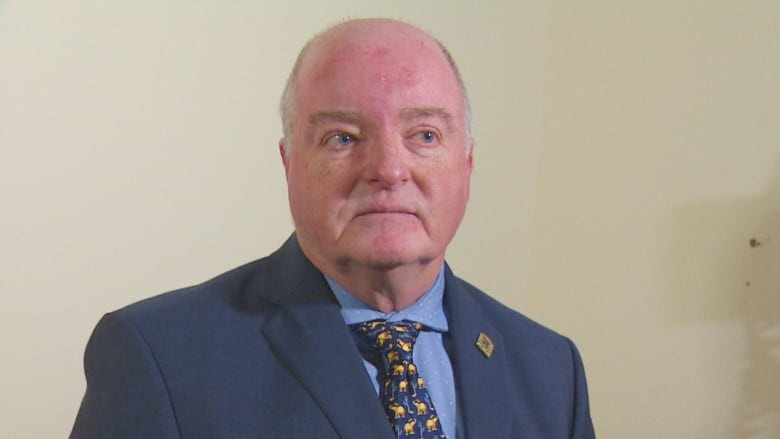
{"left": 428, "top": 167, "right": 471, "bottom": 214}
{"left": 291, "top": 159, "right": 326, "bottom": 190}
{"left": 423, "top": 159, "right": 467, "bottom": 194}
{"left": 290, "top": 160, "right": 349, "bottom": 211}
{"left": 288, "top": 164, "right": 318, "bottom": 210}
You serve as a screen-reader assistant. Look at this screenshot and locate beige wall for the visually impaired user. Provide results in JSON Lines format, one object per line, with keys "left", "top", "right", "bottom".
{"left": 529, "top": 2, "right": 779, "bottom": 437}
{"left": 0, "top": 1, "right": 776, "bottom": 438}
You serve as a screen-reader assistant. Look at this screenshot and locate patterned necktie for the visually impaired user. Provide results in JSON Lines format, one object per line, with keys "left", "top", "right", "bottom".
{"left": 350, "top": 319, "right": 446, "bottom": 439}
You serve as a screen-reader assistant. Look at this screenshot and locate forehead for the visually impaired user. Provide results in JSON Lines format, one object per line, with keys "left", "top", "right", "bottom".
{"left": 294, "top": 22, "right": 463, "bottom": 122}
{"left": 304, "top": 21, "right": 442, "bottom": 71}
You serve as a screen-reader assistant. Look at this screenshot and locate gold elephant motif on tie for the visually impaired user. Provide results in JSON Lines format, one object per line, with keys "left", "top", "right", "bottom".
{"left": 398, "top": 379, "right": 409, "bottom": 392}
{"left": 426, "top": 415, "right": 440, "bottom": 432}
{"left": 403, "top": 418, "right": 417, "bottom": 435}
{"left": 408, "top": 363, "right": 417, "bottom": 374}
{"left": 392, "top": 364, "right": 405, "bottom": 375}
{"left": 417, "top": 377, "right": 426, "bottom": 388}
{"left": 412, "top": 400, "right": 428, "bottom": 415}
{"left": 388, "top": 402, "right": 406, "bottom": 419}
{"left": 387, "top": 351, "right": 399, "bottom": 363}
{"left": 376, "top": 331, "right": 393, "bottom": 346}
{"left": 397, "top": 339, "right": 413, "bottom": 352}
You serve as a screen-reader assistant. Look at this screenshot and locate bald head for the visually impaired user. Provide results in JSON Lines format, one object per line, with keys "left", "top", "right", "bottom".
{"left": 279, "top": 19, "right": 472, "bottom": 151}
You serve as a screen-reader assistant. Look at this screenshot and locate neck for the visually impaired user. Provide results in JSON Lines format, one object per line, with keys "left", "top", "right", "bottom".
{"left": 319, "top": 258, "right": 444, "bottom": 313}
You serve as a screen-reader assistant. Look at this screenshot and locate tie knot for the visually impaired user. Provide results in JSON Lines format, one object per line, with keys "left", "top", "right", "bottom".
{"left": 350, "top": 319, "right": 423, "bottom": 362}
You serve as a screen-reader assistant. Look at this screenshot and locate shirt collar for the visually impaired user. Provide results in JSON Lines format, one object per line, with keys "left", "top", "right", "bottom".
{"left": 326, "top": 266, "right": 448, "bottom": 332}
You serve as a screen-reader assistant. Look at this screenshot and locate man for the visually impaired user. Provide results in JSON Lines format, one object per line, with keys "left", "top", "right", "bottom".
{"left": 71, "top": 18, "right": 595, "bottom": 438}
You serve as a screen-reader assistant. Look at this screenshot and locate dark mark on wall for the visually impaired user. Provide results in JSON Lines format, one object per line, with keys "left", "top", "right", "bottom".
{"left": 748, "top": 237, "right": 771, "bottom": 248}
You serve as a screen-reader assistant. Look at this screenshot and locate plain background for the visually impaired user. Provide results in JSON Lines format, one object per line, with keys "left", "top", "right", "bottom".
{"left": 1, "top": 1, "right": 777, "bottom": 437}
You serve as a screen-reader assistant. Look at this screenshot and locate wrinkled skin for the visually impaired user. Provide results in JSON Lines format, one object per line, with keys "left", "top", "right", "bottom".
{"left": 281, "top": 19, "right": 474, "bottom": 311}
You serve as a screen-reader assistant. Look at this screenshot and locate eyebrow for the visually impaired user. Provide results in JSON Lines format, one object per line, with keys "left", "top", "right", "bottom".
{"left": 308, "top": 110, "right": 363, "bottom": 126}
{"left": 307, "top": 107, "right": 454, "bottom": 127}
{"left": 399, "top": 107, "right": 454, "bottom": 124}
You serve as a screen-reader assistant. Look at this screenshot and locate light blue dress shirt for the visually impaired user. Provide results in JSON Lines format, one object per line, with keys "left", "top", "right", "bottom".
{"left": 326, "top": 268, "right": 457, "bottom": 439}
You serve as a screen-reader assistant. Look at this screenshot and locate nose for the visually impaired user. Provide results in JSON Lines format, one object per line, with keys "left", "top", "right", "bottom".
{"left": 363, "top": 135, "right": 411, "bottom": 188}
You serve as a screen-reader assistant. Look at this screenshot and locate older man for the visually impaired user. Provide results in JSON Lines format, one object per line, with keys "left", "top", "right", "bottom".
{"left": 72, "top": 19, "right": 595, "bottom": 438}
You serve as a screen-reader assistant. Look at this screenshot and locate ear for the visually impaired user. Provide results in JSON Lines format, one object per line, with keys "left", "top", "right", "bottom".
{"left": 279, "top": 138, "right": 290, "bottom": 177}
{"left": 463, "top": 139, "right": 475, "bottom": 201}
{"left": 466, "top": 139, "right": 475, "bottom": 175}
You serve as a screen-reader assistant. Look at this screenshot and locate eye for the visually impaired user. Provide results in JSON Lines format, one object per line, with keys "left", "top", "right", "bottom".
{"left": 416, "top": 130, "right": 438, "bottom": 144}
{"left": 324, "top": 132, "right": 355, "bottom": 148}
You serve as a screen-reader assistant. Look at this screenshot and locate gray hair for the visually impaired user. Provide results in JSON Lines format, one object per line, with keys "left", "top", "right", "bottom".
{"left": 278, "top": 27, "right": 473, "bottom": 153}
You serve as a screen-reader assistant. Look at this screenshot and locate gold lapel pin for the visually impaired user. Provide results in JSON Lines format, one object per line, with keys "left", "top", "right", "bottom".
{"left": 475, "top": 332, "right": 494, "bottom": 358}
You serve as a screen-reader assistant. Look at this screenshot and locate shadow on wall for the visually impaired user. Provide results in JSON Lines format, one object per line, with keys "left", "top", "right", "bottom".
{"left": 666, "top": 160, "right": 779, "bottom": 438}
{"left": 737, "top": 163, "right": 780, "bottom": 439}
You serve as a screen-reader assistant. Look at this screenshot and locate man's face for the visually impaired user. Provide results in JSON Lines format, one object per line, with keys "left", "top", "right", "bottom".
{"left": 282, "top": 22, "right": 473, "bottom": 273}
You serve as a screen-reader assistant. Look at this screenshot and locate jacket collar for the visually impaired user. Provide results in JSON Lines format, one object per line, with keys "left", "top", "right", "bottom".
{"left": 251, "top": 235, "right": 511, "bottom": 438}
{"left": 443, "top": 264, "right": 512, "bottom": 438}
{"left": 257, "top": 235, "right": 395, "bottom": 439}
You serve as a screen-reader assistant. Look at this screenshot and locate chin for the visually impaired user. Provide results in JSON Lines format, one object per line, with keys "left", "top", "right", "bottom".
{"left": 349, "top": 237, "right": 438, "bottom": 270}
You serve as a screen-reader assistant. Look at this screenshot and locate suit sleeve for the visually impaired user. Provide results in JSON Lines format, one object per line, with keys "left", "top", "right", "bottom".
{"left": 70, "top": 312, "right": 181, "bottom": 439}
{"left": 568, "top": 338, "right": 596, "bottom": 439}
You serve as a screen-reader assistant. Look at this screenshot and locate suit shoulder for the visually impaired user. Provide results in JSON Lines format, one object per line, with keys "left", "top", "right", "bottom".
{"left": 105, "top": 236, "right": 313, "bottom": 338}
{"left": 451, "top": 276, "right": 572, "bottom": 346}
{"left": 447, "top": 275, "right": 595, "bottom": 437}
{"left": 113, "top": 257, "right": 269, "bottom": 324}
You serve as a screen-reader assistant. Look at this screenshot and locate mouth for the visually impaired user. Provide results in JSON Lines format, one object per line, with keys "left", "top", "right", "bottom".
{"left": 356, "top": 207, "right": 417, "bottom": 217}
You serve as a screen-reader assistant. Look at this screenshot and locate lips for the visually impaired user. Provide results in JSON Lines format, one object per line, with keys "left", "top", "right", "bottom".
{"left": 355, "top": 206, "right": 416, "bottom": 217}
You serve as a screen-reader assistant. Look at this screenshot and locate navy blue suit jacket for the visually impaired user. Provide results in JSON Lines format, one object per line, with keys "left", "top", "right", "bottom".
{"left": 71, "top": 235, "right": 595, "bottom": 438}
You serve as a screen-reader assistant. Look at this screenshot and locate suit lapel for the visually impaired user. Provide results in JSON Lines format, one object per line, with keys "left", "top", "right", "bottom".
{"left": 443, "top": 266, "right": 512, "bottom": 439}
{"left": 257, "top": 236, "right": 394, "bottom": 439}
{"left": 249, "top": 237, "right": 512, "bottom": 438}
